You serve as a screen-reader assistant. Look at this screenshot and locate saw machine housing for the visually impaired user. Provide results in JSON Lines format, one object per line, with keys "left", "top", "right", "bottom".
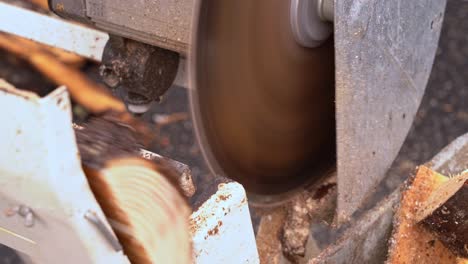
{"left": 0, "top": 0, "right": 448, "bottom": 262}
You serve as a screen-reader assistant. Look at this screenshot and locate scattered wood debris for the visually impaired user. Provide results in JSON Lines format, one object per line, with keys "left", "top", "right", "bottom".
{"left": 388, "top": 166, "right": 468, "bottom": 264}
{"left": 255, "top": 173, "right": 337, "bottom": 263}
{"left": 281, "top": 176, "right": 337, "bottom": 262}
{"left": 256, "top": 208, "right": 287, "bottom": 264}
{"left": 153, "top": 112, "right": 189, "bottom": 127}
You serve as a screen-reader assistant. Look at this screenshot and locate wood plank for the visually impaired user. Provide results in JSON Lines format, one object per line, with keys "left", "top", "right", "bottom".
{"left": 388, "top": 166, "right": 468, "bottom": 264}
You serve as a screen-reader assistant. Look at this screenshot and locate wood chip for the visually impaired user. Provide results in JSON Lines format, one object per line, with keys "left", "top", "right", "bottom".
{"left": 388, "top": 166, "right": 468, "bottom": 264}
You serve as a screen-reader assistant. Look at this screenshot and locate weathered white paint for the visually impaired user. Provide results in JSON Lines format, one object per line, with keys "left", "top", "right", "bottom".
{"left": 0, "top": 80, "right": 130, "bottom": 263}
{"left": 190, "top": 182, "right": 260, "bottom": 264}
{"left": 0, "top": 2, "right": 109, "bottom": 60}
{"left": 0, "top": 82, "right": 258, "bottom": 263}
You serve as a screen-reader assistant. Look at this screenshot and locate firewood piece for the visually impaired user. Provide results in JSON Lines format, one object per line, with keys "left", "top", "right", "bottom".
{"left": 0, "top": 32, "right": 125, "bottom": 114}
{"left": 28, "top": 0, "right": 49, "bottom": 9}
{"left": 84, "top": 158, "right": 191, "bottom": 264}
{"left": 388, "top": 166, "right": 468, "bottom": 264}
{"left": 0, "top": 32, "right": 151, "bottom": 140}
{"left": 6, "top": 34, "right": 85, "bottom": 67}
{"left": 417, "top": 171, "right": 468, "bottom": 258}
{"left": 74, "top": 120, "right": 195, "bottom": 197}
{"left": 281, "top": 175, "right": 337, "bottom": 262}
{"left": 75, "top": 116, "right": 191, "bottom": 263}
{"left": 22, "top": 36, "right": 82, "bottom": 65}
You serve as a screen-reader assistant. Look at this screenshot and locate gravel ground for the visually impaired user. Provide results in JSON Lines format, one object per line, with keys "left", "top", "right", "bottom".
{"left": 0, "top": 0, "right": 466, "bottom": 262}
{"left": 385, "top": 0, "right": 468, "bottom": 189}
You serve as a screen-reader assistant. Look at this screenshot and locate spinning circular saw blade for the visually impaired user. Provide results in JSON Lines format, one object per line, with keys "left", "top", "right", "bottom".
{"left": 190, "top": 0, "right": 335, "bottom": 200}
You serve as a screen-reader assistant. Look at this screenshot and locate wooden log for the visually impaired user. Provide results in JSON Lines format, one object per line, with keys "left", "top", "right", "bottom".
{"left": 28, "top": 0, "right": 49, "bottom": 10}
{"left": 84, "top": 158, "right": 191, "bottom": 264}
{"left": 6, "top": 33, "right": 85, "bottom": 67}
{"left": 75, "top": 116, "right": 191, "bottom": 263}
{"left": 0, "top": 32, "right": 125, "bottom": 114}
{"left": 14, "top": 34, "right": 85, "bottom": 67}
{"left": 388, "top": 166, "right": 468, "bottom": 264}
{"left": 0, "top": 32, "right": 151, "bottom": 140}
{"left": 74, "top": 123, "right": 195, "bottom": 198}
{"left": 416, "top": 171, "right": 468, "bottom": 258}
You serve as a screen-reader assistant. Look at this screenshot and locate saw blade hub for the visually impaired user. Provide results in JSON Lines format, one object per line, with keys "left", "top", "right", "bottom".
{"left": 290, "top": 0, "right": 333, "bottom": 48}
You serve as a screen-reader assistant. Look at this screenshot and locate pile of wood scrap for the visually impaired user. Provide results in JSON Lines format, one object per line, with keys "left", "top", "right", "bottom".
{"left": 388, "top": 166, "right": 468, "bottom": 264}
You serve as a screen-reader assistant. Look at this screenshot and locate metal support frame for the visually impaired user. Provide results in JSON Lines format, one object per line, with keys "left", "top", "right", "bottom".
{"left": 0, "top": 81, "right": 258, "bottom": 263}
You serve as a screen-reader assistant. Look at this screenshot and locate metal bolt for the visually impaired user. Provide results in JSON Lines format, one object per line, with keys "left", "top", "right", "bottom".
{"left": 84, "top": 210, "right": 122, "bottom": 252}
{"left": 317, "top": 0, "right": 334, "bottom": 22}
{"left": 14, "top": 205, "right": 35, "bottom": 227}
{"left": 24, "top": 212, "right": 34, "bottom": 227}
{"left": 18, "top": 205, "right": 31, "bottom": 217}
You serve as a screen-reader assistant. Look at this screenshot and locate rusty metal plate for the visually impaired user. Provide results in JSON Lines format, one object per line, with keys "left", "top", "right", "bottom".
{"left": 335, "top": 0, "right": 447, "bottom": 223}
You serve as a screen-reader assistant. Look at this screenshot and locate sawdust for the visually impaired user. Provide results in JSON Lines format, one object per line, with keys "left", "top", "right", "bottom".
{"left": 387, "top": 166, "right": 464, "bottom": 263}
{"left": 280, "top": 176, "right": 337, "bottom": 263}
{"left": 256, "top": 208, "right": 287, "bottom": 264}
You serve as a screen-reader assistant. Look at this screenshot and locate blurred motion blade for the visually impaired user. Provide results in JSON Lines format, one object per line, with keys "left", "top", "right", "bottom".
{"left": 190, "top": 0, "right": 335, "bottom": 197}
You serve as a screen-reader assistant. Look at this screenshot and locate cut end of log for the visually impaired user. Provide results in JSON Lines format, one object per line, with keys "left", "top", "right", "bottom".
{"left": 75, "top": 116, "right": 192, "bottom": 263}
{"left": 84, "top": 157, "right": 192, "bottom": 264}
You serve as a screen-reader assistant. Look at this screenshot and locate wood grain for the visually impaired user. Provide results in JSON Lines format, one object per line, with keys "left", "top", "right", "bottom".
{"left": 84, "top": 158, "right": 191, "bottom": 264}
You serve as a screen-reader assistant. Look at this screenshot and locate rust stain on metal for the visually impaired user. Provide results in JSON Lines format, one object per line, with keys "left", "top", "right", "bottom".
{"left": 217, "top": 194, "right": 231, "bottom": 201}
{"left": 189, "top": 182, "right": 237, "bottom": 241}
{"left": 206, "top": 221, "right": 223, "bottom": 238}
{"left": 189, "top": 214, "right": 202, "bottom": 234}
